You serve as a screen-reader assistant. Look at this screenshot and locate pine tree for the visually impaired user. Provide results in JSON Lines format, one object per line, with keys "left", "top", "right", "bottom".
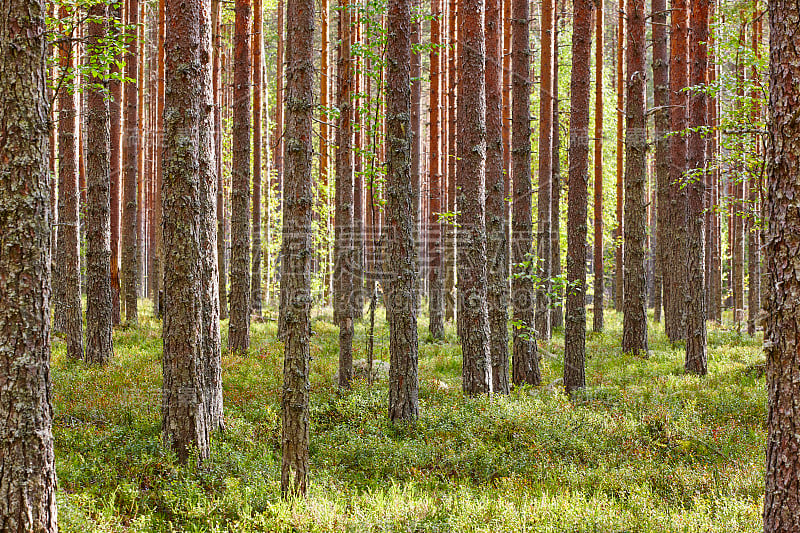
{"left": 0, "top": 0, "right": 59, "bottom": 524}
{"left": 592, "top": 0, "right": 604, "bottom": 333}
{"left": 122, "top": 0, "right": 140, "bottom": 323}
{"left": 621, "top": 0, "right": 649, "bottom": 355}
{"left": 564, "top": 0, "right": 593, "bottom": 392}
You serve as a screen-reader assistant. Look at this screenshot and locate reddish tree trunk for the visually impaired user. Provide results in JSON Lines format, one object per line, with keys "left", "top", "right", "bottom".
{"left": 592, "top": 0, "right": 604, "bottom": 332}
{"left": 122, "top": 0, "right": 140, "bottom": 323}
{"left": 110, "top": 0, "right": 123, "bottom": 325}
{"left": 428, "top": 0, "right": 444, "bottom": 340}
{"left": 613, "top": 0, "right": 624, "bottom": 312}
{"left": 564, "top": 0, "right": 593, "bottom": 392}
{"left": 621, "top": 0, "right": 649, "bottom": 355}
{"left": 511, "top": 0, "right": 540, "bottom": 386}
{"left": 485, "top": 0, "right": 509, "bottom": 393}
{"left": 0, "top": 0, "right": 59, "bottom": 525}
{"left": 251, "top": 0, "right": 264, "bottom": 316}
{"left": 229, "top": 0, "right": 252, "bottom": 353}
{"left": 652, "top": 0, "right": 669, "bottom": 324}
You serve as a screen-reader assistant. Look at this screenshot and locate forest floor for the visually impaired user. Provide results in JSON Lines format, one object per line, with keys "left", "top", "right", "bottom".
{"left": 52, "top": 302, "right": 766, "bottom": 532}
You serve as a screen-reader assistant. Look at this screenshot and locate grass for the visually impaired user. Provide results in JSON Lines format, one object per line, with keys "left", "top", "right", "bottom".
{"left": 51, "top": 301, "right": 766, "bottom": 532}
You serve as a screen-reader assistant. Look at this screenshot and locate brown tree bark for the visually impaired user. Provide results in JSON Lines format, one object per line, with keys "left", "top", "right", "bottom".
{"left": 550, "top": 4, "right": 563, "bottom": 330}
{"left": 229, "top": 0, "right": 252, "bottom": 353}
{"left": 213, "top": 0, "right": 227, "bottom": 320}
{"left": 427, "top": 0, "right": 445, "bottom": 340}
{"left": 592, "top": 0, "right": 604, "bottom": 333}
{"left": 613, "top": 0, "right": 624, "bottom": 312}
{"left": 0, "top": 0, "right": 59, "bottom": 525}
{"left": 411, "top": 0, "right": 422, "bottom": 308}
{"left": 352, "top": 13, "right": 365, "bottom": 319}
{"left": 320, "top": 0, "right": 331, "bottom": 304}
{"left": 485, "top": 0, "right": 509, "bottom": 393}
{"left": 747, "top": 7, "right": 762, "bottom": 336}
{"left": 621, "top": 0, "right": 649, "bottom": 355}
{"left": 763, "top": 0, "right": 800, "bottom": 526}
{"left": 535, "top": 0, "right": 554, "bottom": 340}
{"left": 707, "top": 7, "right": 721, "bottom": 322}
{"left": 564, "top": 0, "right": 593, "bottom": 392}
{"left": 123, "top": 0, "right": 140, "bottom": 323}
{"left": 652, "top": 0, "right": 668, "bottom": 325}
{"left": 55, "top": 7, "right": 83, "bottom": 360}
{"left": 85, "top": 2, "right": 114, "bottom": 364}
{"left": 386, "top": 0, "right": 421, "bottom": 417}
{"left": 153, "top": 0, "right": 166, "bottom": 318}
{"left": 511, "top": 0, "right": 540, "bottom": 386}
{"left": 280, "top": 0, "right": 314, "bottom": 495}
{"left": 335, "top": 0, "right": 354, "bottom": 388}
{"left": 110, "top": 0, "right": 123, "bottom": 325}
{"left": 251, "top": 0, "right": 264, "bottom": 316}
{"left": 161, "top": 0, "right": 218, "bottom": 463}
{"left": 732, "top": 32, "right": 745, "bottom": 326}
{"left": 457, "top": 0, "right": 491, "bottom": 394}
{"left": 684, "top": 0, "right": 708, "bottom": 374}
{"left": 444, "top": 0, "right": 457, "bottom": 322}
{"left": 663, "top": 0, "right": 688, "bottom": 342}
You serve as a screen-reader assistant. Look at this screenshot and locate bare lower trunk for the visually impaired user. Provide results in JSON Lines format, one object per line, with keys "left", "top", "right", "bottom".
{"left": 763, "top": 0, "right": 800, "bottom": 526}
{"left": 485, "top": 0, "right": 509, "bottom": 394}
{"left": 85, "top": 3, "right": 114, "bottom": 364}
{"left": 229, "top": 0, "right": 252, "bottom": 353}
{"left": 122, "top": 0, "right": 140, "bottom": 324}
{"left": 564, "top": 0, "right": 593, "bottom": 392}
{"left": 0, "top": 1, "right": 59, "bottom": 526}
{"left": 652, "top": 0, "right": 669, "bottom": 326}
{"left": 511, "top": 0, "right": 540, "bottom": 386}
{"left": 251, "top": 0, "right": 264, "bottom": 316}
{"left": 280, "top": 0, "right": 314, "bottom": 496}
{"left": 621, "top": 0, "right": 648, "bottom": 355}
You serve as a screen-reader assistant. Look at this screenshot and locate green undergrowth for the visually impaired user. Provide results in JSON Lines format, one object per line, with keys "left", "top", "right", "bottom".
{"left": 52, "top": 302, "right": 766, "bottom": 532}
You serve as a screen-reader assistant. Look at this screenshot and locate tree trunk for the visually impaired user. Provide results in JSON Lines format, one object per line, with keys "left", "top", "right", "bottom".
{"left": 444, "top": 0, "right": 457, "bottom": 323}
{"left": 485, "top": 0, "right": 509, "bottom": 393}
{"left": 550, "top": 4, "right": 563, "bottom": 330}
{"left": 564, "top": 0, "right": 593, "bottom": 392}
{"left": 280, "top": 0, "right": 314, "bottom": 495}
{"left": 411, "top": 0, "right": 422, "bottom": 308}
{"left": 153, "top": 0, "right": 166, "bottom": 318}
{"left": 0, "top": 0, "right": 59, "bottom": 524}
{"left": 110, "top": 0, "right": 123, "bottom": 325}
{"left": 684, "top": 0, "right": 708, "bottom": 374}
{"left": 55, "top": 7, "right": 83, "bottom": 360}
{"left": 335, "top": 0, "right": 354, "bottom": 388}
{"left": 706, "top": 10, "right": 721, "bottom": 323}
{"left": 123, "top": 0, "right": 140, "bottom": 323}
{"left": 732, "top": 34, "right": 745, "bottom": 326}
{"left": 251, "top": 0, "right": 264, "bottom": 316}
{"left": 352, "top": 13, "right": 365, "bottom": 320}
{"left": 621, "top": 0, "right": 649, "bottom": 355}
{"left": 161, "top": 0, "right": 217, "bottom": 463}
{"left": 747, "top": 8, "right": 762, "bottom": 337}
{"left": 229, "top": 0, "right": 252, "bottom": 353}
{"left": 535, "top": 0, "right": 554, "bottom": 340}
{"left": 663, "top": 0, "right": 688, "bottom": 342}
{"left": 85, "top": 3, "right": 114, "bottom": 364}
{"left": 511, "top": 0, "right": 540, "bottom": 386}
{"left": 592, "top": 0, "right": 603, "bottom": 333}
{"left": 428, "top": 0, "right": 445, "bottom": 340}
{"left": 614, "top": 0, "right": 624, "bottom": 312}
{"left": 213, "top": 0, "right": 227, "bottom": 320}
{"left": 652, "top": 0, "right": 668, "bottom": 325}
{"left": 386, "top": 0, "right": 421, "bottom": 417}
{"left": 457, "top": 0, "right": 491, "bottom": 394}
{"left": 763, "top": 0, "right": 800, "bottom": 526}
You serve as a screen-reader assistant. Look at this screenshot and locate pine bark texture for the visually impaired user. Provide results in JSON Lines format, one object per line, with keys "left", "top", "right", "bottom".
{"left": 621, "top": 0, "right": 649, "bottom": 355}
{"left": 427, "top": 0, "right": 445, "bottom": 340}
{"left": 457, "top": 0, "right": 491, "bottom": 395}
{"left": 123, "top": 0, "right": 140, "bottom": 323}
{"left": 684, "top": 0, "right": 708, "bottom": 374}
{"left": 511, "top": 0, "right": 540, "bottom": 386}
{"left": 229, "top": 0, "right": 252, "bottom": 353}
{"left": 335, "top": 0, "right": 354, "bottom": 389}
{"left": 161, "top": 0, "right": 217, "bottom": 463}
{"left": 592, "top": 0, "right": 603, "bottom": 333}
{"left": 444, "top": 0, "right": 457, "bottom": 322}
{"left": 564, "top": 0, "right": 593, "bottom": 392}
{"left": 550, "top": 10, "right": 563, "bottom": 330}
{"left": 85, "top": 3, "right": 114, "bottom": 364}
{"left": 613, "top": 0, "right": 624, "bottom": 312}
{"left": 652, "top": 0, "right": 669, "bottom": 325}
{"left": 485, "top": 0, "right": 509, "bottom": 394}
{"left": 280, "top": 0, "right": 314, "bottom": 495}
{"left": 0, "top": 0, "right": 59, "bottom": 525}
{"left": 251, "top": 0, "right": 264, "bottom": 316}
{"left": 664, "top": 0, "right": 688, "bottom": 342}
{"left": 385, "top": 0, "right": 420, "bottom": 419}
{"left": 110, "top": 0, "right": 123, "bottom": 325}
{"left": 535, "top": 0, "right": 554, "bottom": 340}
{"left": 763, "top": 1, "right": 800, "bottom": 527}
{"left": 55, "top": 13, "right": 83, "bottom": 359}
